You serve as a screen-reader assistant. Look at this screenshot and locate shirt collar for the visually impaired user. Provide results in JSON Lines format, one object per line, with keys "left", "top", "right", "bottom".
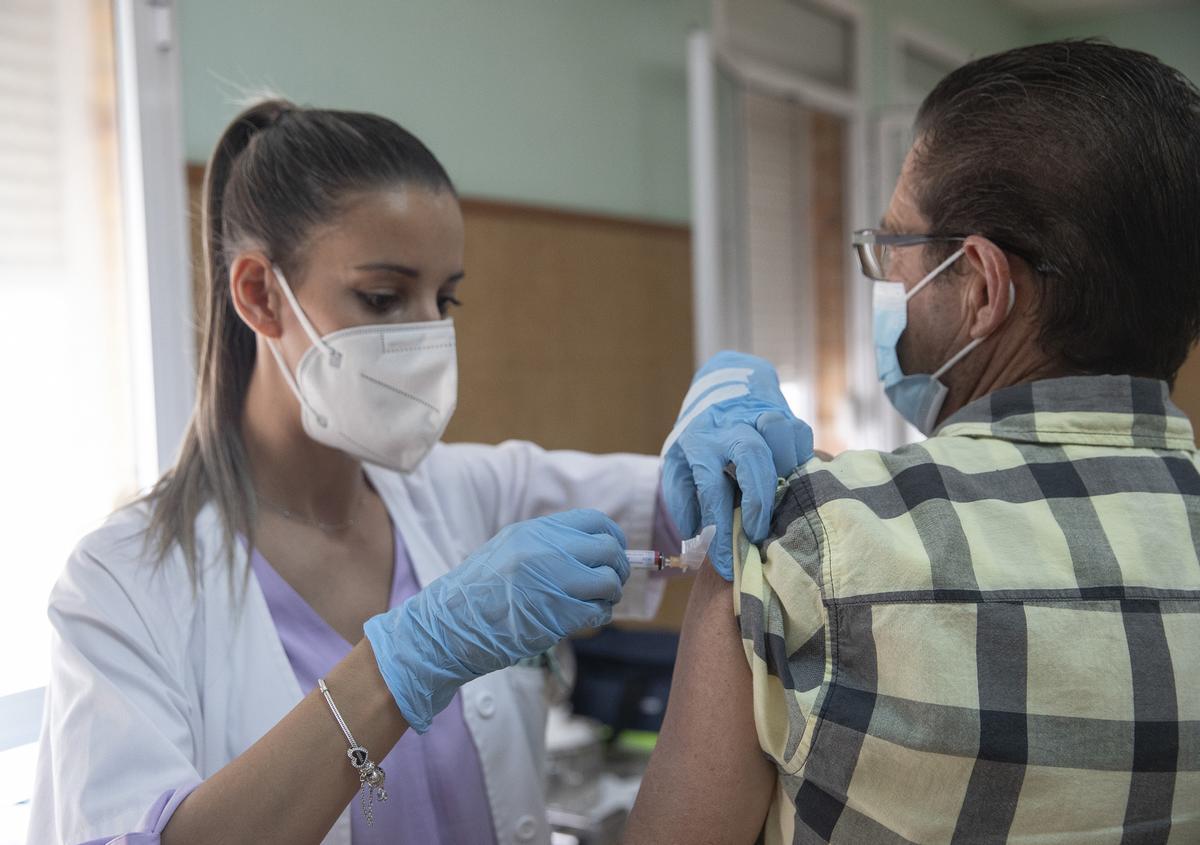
{"left": 936, "top": 375, "right": 1196, "bottom": 450}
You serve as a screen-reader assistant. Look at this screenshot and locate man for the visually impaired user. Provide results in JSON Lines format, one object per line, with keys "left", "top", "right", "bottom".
{"left": 627, "top": 39, "right": 1200, "bottom": 844}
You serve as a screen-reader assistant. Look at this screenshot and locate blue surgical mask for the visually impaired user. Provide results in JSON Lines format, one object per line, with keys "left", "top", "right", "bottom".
{"left": 873, "top": 248, "right": 1012, "bottom": 435}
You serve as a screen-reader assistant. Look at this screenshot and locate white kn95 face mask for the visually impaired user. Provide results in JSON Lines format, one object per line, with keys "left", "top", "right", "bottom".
{"left": 265, "top": 265, "right": 458, "bottom": 472}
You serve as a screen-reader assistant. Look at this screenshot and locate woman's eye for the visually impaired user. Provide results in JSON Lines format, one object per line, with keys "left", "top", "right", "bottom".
{"left": 438, "top": 295, "right": 463, "bottom": 316}
{"left": 356, "top": 291, "right": 399, "bottom": 313}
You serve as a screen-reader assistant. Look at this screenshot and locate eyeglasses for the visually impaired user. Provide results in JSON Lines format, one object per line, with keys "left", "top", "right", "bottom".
{"left": 852, "top": 228, "right": 1061, "bottom": 281}
{"left": 851, "top": 229, "right": 965, "bottom": 281}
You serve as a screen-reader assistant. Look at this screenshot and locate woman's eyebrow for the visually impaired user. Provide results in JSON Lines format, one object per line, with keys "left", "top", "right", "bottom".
{"left": 354, "top": 263, "right": 465, "bottom": 284}
{"left": 354, "top": 261, "right": 420, "bottom": 278}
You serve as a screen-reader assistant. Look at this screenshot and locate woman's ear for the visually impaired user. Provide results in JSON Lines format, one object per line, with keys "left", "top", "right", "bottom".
{"left": 961, "top": 235, "right": 1013, "bottom": 340}
{"left": 229, "top": 253, "right": 284, "bottom": 338}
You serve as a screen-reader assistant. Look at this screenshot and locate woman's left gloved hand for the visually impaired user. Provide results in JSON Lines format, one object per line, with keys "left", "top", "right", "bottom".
{"left": 661, "top": 351, "right": 814, "bottom": 580}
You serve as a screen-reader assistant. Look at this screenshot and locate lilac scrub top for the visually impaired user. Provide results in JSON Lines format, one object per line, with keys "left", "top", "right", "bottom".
{"left": 82, "top": 489, "right": 681, "bottom": 844}
{"left": 250, "top": 529, "right": 498, "bottom": 845}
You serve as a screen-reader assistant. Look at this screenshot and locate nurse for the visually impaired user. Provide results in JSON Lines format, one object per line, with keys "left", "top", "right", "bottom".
{"left": 27, "top": 100, "right": 808, "bottom": 845}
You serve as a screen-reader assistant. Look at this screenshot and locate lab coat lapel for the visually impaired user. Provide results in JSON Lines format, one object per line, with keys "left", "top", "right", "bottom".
{"left": 366, "top": 463, "right": 451, "bottom": 589}
{"left": 195, "top": 505, "right": 353, "bottom": 844}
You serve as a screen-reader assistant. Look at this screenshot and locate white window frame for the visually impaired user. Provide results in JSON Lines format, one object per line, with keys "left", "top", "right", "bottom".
{"left": 687, "top": 31, "right": 723, "bottom": 370}
{"left": 114, "top": 0, "right": 194, "bottom": 487}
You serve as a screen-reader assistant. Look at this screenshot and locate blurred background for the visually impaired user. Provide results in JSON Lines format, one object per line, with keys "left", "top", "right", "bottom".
{"left": 2, "top": 1, "right": 1198, "bottom": 841}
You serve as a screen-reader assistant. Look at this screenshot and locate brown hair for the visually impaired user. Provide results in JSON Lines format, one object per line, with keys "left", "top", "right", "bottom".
{"left": 142, "top": 99, "right": 455, "bottom": 581}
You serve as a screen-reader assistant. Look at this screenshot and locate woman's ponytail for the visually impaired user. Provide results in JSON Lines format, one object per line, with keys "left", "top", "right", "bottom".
{"left": 144, "top": 99, "right": 293, "bottom": 584}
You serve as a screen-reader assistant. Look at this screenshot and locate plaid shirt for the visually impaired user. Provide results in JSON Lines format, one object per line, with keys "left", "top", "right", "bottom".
{"left": 734, "top": 376, "right": 1200, "bottom": 844}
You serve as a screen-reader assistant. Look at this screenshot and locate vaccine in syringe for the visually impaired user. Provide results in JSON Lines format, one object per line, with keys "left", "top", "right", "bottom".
{"left": 625, "top": 549, "right": 678, "bottom": 571}
{"left": 625, "top": 525, "right": 716, "bottom": 573}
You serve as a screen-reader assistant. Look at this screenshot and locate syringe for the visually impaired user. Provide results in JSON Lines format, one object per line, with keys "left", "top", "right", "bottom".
{"left": 624, "top": 525, "right": 716, "bottom": 574}
{"left": 625, "top": 550, "right": 681, "bottom": 571}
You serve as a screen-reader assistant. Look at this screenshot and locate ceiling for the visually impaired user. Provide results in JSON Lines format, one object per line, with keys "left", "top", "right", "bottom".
{"left": 1004, "top": 0, "right": 1197, "bottom": 23}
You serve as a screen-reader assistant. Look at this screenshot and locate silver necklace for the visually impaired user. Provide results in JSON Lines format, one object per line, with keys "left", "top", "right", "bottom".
{"left": 256, "top": 488, "right": 364, "bottom": 533}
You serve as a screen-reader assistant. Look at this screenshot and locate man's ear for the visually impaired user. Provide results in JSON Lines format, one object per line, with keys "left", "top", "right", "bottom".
{"left": 961, "top": 235, "right": 1013, "bottom": 340}
{"left": 229, "top": 253, "right": 284, "bottom": 339}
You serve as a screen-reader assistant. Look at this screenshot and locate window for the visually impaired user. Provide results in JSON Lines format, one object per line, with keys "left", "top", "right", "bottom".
{"left": 716, "top": 0, "right": 857, "bottom": 92}
{"left": 0, "top": 0, "right": 136, "bottom": 837}
{"left": 690, "top": 0, "right": 869, "bottom": 453}
{"left": 0, "top": 0, "right": 191, "bottom": 839}
{"left": 891, "top": 25, "right": 967, "bottom": 107}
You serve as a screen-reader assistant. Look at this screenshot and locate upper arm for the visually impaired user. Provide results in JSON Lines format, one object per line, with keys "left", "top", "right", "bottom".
{"left": 623, "top": 565, "right": 775, "bottom": 845}
{"left": 38, "top": 546, "right": 200, "bottom": 840}
{"left": 444, "top": 440, "right": 661, "bottom": 547}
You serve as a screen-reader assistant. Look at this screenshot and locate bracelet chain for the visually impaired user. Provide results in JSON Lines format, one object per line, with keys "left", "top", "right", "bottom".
{"left": 318, "top": 678, "right": 389, "bottom": 826}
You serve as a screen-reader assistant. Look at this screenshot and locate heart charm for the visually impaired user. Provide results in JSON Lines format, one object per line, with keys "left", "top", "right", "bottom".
{"left": 347, "top": 746, "right": 369, "bottom": 768}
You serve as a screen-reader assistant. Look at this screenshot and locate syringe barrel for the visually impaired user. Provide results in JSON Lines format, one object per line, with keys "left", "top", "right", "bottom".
{"left": 625, "top": 550, "right": 662, "bottom": 569}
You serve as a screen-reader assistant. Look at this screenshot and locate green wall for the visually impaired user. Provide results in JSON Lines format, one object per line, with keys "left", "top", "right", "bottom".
{"left": 179, "top": 0, "right": 709, "bottom": 224}
{"left": 178, "top": 1, "right": 1197, "bottom": 225}
{"left": 1036, "top": 4, "right": 1200, "bottom": 86}
{"left": 859, "top": 0, "right": 1034, "bottom": 107}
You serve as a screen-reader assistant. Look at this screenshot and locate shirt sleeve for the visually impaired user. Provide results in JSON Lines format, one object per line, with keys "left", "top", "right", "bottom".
{"left": 75, "top": 783, "right": 200, "bottom": 845}
{"left": 652, "top": 479, "right": 682, "bottom": 555}
{"left": 444, "top": 440, "right": 662, "bottom": 550}
{"left": 435, "top": 440, "right": 669, "bottom": 620}
{"left": 732, "top": 470, "right": 829, "bottom": 774}
{"left": 28, "top": 524, "right": 207, "bottom": 845}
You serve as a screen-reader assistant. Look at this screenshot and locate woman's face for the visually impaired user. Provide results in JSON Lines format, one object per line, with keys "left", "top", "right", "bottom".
{"left": 280, "top": 187, "right": 465, "bottom": 338}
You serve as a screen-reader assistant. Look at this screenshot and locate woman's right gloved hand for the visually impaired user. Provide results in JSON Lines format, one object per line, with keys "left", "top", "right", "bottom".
{"left": 364, "top": 509, "right": 629, "bottom": 732}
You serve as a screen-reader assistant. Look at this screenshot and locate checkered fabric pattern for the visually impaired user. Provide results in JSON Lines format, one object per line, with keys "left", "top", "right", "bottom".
{"left": 733, "top": 375, "right": 1200, "bottom": 844}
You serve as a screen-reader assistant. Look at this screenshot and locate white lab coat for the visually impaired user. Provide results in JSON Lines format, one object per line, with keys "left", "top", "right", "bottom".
{"left": 27, "top": 440, "right": 661, "bottom": 845}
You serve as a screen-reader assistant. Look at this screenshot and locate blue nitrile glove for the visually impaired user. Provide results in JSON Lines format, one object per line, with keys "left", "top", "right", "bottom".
{"left": 364, "top": 509, "right": 629, "bottom": 732}
{"left": 661, "top": 351, "right": 814, "bottom": 580}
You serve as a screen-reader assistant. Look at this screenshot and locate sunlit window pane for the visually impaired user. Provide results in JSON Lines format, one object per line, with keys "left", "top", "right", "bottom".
{"left": 0, "top": 3, "right": 135, "bottom": 836}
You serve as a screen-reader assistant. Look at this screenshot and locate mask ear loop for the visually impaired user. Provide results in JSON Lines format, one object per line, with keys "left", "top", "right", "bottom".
{"left": 905, "top": 247, "right": 966, "bottom": 302}
{"left": 266, "top": 265, "right": 332, "bottom": 428}
{"left": 271, "top": 264, "right": 341, "bottom": 366}
{"left": 932, "top": 279, "right": 1017, "bottom": 380}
